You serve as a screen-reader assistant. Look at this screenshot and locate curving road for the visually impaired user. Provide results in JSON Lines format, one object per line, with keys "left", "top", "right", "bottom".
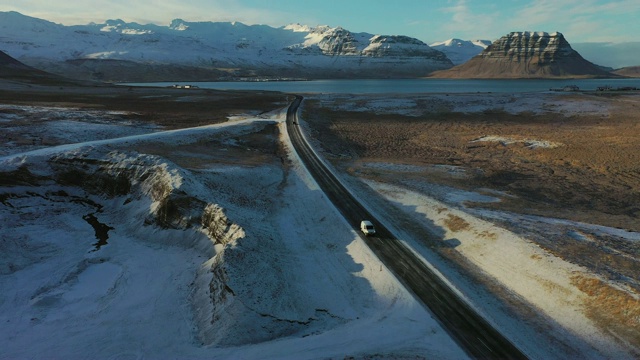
{"left": 286, "top": 96, "right": 528, "bottom": 359}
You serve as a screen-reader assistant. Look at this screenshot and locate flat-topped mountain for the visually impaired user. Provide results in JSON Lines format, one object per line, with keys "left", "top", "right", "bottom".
{"left": 0, "top": 11, "right": 453, "bottom": 82}
{"left": 430, "top": 31, "right": 615, "bottom": 79}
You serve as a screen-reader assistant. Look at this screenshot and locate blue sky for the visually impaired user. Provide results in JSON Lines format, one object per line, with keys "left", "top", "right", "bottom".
{"left": 7, "top": 0, "right": 640, "bottom": 43}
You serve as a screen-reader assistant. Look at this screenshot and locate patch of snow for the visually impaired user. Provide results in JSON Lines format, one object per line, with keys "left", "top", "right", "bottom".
{"left": 363, "top": 180, "right": 637, "bottom": 358}
{"left": 283, "top": 23, "right": 312, "bottom": 32}
{"left": 471, "top": 135, "right": 562, "bottom": 149}
{"left": 84, "top": 51, "right": 129, "bottom": 59}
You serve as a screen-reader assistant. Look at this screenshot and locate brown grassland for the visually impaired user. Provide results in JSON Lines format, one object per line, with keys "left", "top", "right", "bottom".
{"left": 300, "top": 92, "right": 640, "bottom": 345}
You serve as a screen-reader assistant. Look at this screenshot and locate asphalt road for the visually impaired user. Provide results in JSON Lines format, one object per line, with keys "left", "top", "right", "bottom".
{"left": 286, "top": 96, "right": 528, "bottom": 359}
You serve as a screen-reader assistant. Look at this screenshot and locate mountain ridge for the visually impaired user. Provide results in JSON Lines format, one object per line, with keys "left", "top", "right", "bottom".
{"left": 0, "top": 11, "right": 453, "bottom": 81}
{"left": 1, "top": 12, "right": 634, "bottom": 81}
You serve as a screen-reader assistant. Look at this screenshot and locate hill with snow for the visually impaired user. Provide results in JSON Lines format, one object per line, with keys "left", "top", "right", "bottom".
{"left": 0, "top": 11, "right": 452, "bottom": 82}
{"left": 429, "top": 38, "right": 491, "bottom": 65}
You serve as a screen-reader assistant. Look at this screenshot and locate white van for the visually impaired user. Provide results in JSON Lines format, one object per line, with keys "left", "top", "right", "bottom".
{"left": 360, "top": 220, "right": 376, "bottom": 236}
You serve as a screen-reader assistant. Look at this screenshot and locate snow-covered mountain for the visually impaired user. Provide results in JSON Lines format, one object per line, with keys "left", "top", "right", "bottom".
{"left": 0, "top": 11, "right": 453, "bottom": 81}
{"left": 429, "top": 38, "right": 491, "bottom": 65}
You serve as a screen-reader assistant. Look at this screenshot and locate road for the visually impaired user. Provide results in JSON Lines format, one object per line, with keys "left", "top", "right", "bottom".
{"left": 286, "top": 96, "right": 528, "bottom": 359}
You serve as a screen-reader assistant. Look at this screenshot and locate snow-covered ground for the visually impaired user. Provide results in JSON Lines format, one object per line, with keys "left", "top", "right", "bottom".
{"left": 359, "top": 179, "right": 638, "bottom": 358}
{"left": 0, "top": 107, "right": 466, "bottom": 359}
{"left": 2, "top": 95, "right": 638, "bottom": 359}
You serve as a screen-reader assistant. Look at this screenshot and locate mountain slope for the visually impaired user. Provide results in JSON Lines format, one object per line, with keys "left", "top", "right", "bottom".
{"left": 430, "top": 31, "right": 615, "bottom": 79}
{"left": 612, "top": 66, "right": 640, "bottom": 77}
{"left": 572, "top": 42, "right": 640, "bottom": 69}
{"left": 0, "top": 12, "right": 453, "bottom": 81}
{"left": 0, "top": 50, "right": 77, "bottom": 84}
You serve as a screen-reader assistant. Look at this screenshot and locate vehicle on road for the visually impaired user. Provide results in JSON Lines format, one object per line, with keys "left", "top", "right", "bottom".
{"left": 360, "top": 220, "right": 376, "bottom": 236}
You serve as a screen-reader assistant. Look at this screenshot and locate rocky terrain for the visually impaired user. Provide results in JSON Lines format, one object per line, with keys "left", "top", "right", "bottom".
{"left": 431, "top": 31, "right": 615, "bottom": 78}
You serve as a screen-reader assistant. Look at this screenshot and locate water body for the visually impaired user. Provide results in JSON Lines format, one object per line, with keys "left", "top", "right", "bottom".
{"left": 127, "top": 78, "right": 640, "bottom": 94}
{"left": 83, "top": 213, "right": 114, "bottom": 251}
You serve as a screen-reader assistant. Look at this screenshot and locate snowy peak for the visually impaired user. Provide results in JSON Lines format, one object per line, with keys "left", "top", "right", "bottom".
{"left": 285, "top": 26, "right": 366, "bottom": 56}
{"left": 284, "top": 24, "right": 448, "bottom": 59}
{"left": 473, "top": 39, "right": 492, "bottom": 48}
{"left": 283, "top": 23, "right": 313, "bottom": 32}
{"left": 430, "top": 38, "right": 491, "bottom": 65}
{"left": 431, "top": 38, "right": 490, "bottom": 49}
{"left": 316, "top": 27, "right": 361, "bottom": 55}
{"left": 364, "top": 35, "right": 447, "bottom": 58}
{"left": 0, "top": 11, "right": 62, "bottom": 33}
{"left": 100, "top": 19, "right": 153, "bottom": 34}
{"left": 169, "top": 19, "right": 187, "bottom": 30}
{"left": 370, "top": 35, "right": 426, "bottom": 46}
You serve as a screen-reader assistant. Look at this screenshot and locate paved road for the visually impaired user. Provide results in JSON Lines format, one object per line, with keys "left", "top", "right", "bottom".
{"left": 286, "top": 96, "right": 528, "bottom": 359}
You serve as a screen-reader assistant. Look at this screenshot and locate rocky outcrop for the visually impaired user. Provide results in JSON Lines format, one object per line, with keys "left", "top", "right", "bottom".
{"left": 314, "top": 27, "right": 361, "bottom": 56}
{"left": 430, "top": 31, "right": 615, "bottom": 78}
